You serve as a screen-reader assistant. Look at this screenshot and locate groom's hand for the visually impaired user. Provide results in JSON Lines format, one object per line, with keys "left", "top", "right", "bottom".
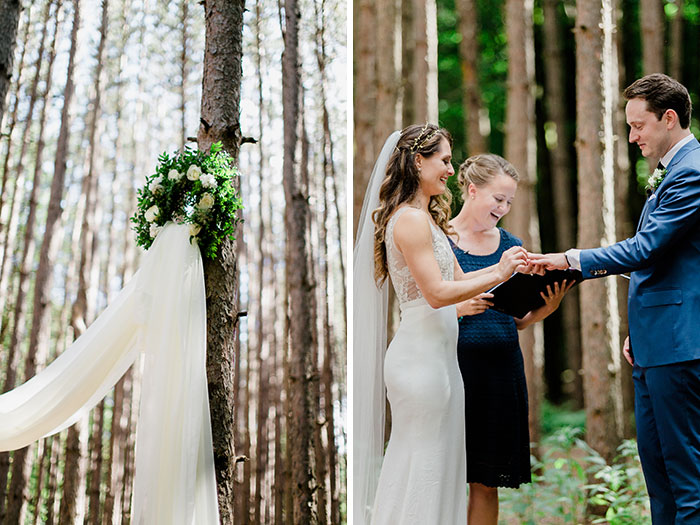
{"left": 623, "top": 336, "right": 634, "bottom": 366}
{"left": 529, "top": 252, "right": 569, "bottom": 271}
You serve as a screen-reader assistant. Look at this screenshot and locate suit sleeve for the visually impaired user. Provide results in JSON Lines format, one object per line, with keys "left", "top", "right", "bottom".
{"left": 580, "top": 166, "right": 700, "bottom": 278}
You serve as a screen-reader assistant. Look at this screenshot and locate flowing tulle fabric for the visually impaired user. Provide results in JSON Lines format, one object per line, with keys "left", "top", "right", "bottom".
{"left": 0, "top": 223, "right": 219, "bottom": 524}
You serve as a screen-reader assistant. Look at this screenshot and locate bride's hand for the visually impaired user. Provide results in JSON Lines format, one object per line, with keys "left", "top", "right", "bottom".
{"left": 457, "top": 293, "right": 494, "bottom": 317}
{"left": 496, "top": 246, "right": 530, "bottom": 281}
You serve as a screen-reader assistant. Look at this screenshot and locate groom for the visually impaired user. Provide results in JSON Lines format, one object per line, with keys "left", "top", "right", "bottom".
{"left": 533, "top": 73, "right": 700, "bottom": 524}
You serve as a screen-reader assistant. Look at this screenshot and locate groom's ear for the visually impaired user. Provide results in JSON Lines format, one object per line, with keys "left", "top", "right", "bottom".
{"left": 664, "top": 109, "right": 680, "bottom": 129}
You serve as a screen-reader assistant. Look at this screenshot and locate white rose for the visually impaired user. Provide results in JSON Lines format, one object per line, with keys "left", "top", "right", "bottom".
{"left": 168, "top": 169, "right": 183, "bottom": 181}
{"left": 198, "top": 193, "right": 215, "bottom": 210}
{"left": 148, "top": 175, "right": 163, "bottom": 193}
{"left": 149, "top": 224, "right": 163, "bottom": 238}
{"left": 144, "top": 205, "right": 159, "bottom": 222}
{"left": 200, "top": 173, "right": 217, "bottom": 189}
{"left": 187, "top": 164, "right": 202, "bottom": 181}
{"left": 189, "top": 223, "right": 202, "bottom": 237}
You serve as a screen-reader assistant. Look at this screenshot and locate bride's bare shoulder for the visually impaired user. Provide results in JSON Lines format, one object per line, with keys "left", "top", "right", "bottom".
{"left": 392, "top": 207, "right": 432, "bottom": 246}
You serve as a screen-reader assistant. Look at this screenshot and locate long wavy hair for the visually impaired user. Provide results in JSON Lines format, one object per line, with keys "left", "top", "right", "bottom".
{"left": 372, "top": 124, "right": 453, "bottom": 286}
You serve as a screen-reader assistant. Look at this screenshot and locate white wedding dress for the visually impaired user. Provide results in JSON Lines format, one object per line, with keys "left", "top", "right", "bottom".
{"left": 0, "top": 223, "right": 219, "bottom": 524}
{"left": 370, "top": 207, "right": 467, "bottom": 524}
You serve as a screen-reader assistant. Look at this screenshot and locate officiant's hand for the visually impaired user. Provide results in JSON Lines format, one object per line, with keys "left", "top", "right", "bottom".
{"left": 528, "top": 252, "right": 569, "bottom": 271}
{"left": 515, "top": 280, "right": 575, "bottom": 329}
{"left": 457, "top": 293, "right": 494, "bottom": 317}
{"left": 623, "top": 336, "right": 634, "bottom": 366}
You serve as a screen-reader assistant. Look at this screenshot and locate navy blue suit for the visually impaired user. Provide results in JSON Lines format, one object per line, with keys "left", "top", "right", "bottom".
{"left": 580, "top": 137, "right": 700, "bottom": 524}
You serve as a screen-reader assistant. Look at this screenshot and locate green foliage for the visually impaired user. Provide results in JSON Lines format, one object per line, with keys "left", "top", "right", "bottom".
{"left": 541, "top": 399, "right": 586, "bottom": 436}
{"left": 131, "top": 142, "right": 243, "bottom": 259}
{"left": 498, "top": 427, "right": 651, "bottom": 524}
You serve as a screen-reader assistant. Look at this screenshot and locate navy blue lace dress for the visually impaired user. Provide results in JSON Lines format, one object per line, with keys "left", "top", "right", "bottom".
{"left": 450, "top": 228, "right": 531, "bottom": 488}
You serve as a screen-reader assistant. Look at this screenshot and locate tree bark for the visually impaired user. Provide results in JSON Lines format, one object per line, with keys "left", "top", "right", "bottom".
{"left": 575, "top": 0, "right": 625, "bottom": 463}
{"left": 541, "top": 0, "right": 583, "bottom": 407}
{"left": 640, "top": 0, "right": 665, "bottom": 75}
{"left": 353, "top": 0, "right": 376, "bottom": 237}
{"left": 282, "top": 0, "right": 316, "bottom": 521}
{"left": 669, "top": 0, "right": 684, "bottom": 80}
{"left": 503, "top": 0, "right": 543, "bottom": 445}
{"left": 412, "top": 0, "right": 438, "bottom": 123}
{"left": 0, "top": 0, "right": 21, "bottom": 125}
{"left": 456, "top": 0, "right": 486, "bottom": 155}
{"left": 375, "top": 0, "right": 397, "bottom": 147}
{"left": 197, "top": 1, "right": 245, "bottom": 521}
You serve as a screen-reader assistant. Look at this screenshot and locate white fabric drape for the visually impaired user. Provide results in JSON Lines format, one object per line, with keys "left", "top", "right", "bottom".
{"left": 0, "top": 223, "right": 219, "bottom": 524}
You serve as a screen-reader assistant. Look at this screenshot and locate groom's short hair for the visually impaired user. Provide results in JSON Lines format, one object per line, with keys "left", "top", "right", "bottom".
{"left": 624, "top": 73, "right": 692, "bottom": 129}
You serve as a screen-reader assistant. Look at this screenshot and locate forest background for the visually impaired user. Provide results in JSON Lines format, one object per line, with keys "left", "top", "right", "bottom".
{"left": 354, "top": 0, "right": 699, "bottom": 521}
{"left": 0, "top": 0, "right": 347, "bottom": 524}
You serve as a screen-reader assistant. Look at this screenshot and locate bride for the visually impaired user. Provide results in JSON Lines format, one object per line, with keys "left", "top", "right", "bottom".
{"left": 353, "top": 124, "right": 532, "bottom": 524}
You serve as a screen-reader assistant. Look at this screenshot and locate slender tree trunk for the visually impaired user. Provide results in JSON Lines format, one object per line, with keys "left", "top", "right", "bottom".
{"left": 575, "top": 0, "right": 624, "bottom": 463}
{"left": 375, "top": 0, "right": 397, "bottom": 147}
{"left": 456, "top": 0, "right": 486, "bottom": 155}
{"left": 542, "top": 0, "right": 583, "bottom": 407}
{"left": 353, "top": 0, "right": 376, "bottom": 236}
{"left": 179, "top": 0, "right": 188, "bottom": 149}
{"left": 412, "top": 0, "right": 438, "bottom": 123}
{"left": 0, "top": 0, "right": 21, "bottom": 125}
{"left": 401, "top": 0, "right": 414, "bottom": 126}
{"left": 197, "top": 1, "right": 245, "bottom": 521}
{"left": 669, "top": 0, "right": 684, "bottom": 80}
{"left": 282, "top": 1, "right": 316, "bottom": 521}
{"left": 640, "top": 0, "right": 665, "bottom": 75}
{"left": 503, "top": 0, "right": 543, "bottom": 445}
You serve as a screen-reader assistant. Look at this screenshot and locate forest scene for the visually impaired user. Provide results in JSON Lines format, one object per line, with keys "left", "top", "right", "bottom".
{"left": 354, "top": 0, "right": 700, "bottom": 523}
{"left": 0, "top": 0, "right": 346, "bottom": 524}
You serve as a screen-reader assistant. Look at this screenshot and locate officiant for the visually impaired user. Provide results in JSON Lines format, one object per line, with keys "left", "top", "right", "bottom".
{"left": 447, "top": 153, "right": 574, "bottom": 525}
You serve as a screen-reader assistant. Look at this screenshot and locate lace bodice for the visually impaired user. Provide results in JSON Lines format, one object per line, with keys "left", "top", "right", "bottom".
{"left": 385, "top": 207, "right": 454, "bottom": 305}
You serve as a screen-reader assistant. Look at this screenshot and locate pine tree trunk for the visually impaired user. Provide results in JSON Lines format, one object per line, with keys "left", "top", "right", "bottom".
{"left": 282, "top": 1, "right": 316, "bottom": 520}
{"left": 179, "top": 0, "right": 188, "bottom": 149}
{"left": 640, "top": 0, "right": 665, "bottom": 75}
{"left": 0, "top": 0, "right": 21, "bottom": 124}
{"left": 401, "top": 0, "right": 414, "bottom": 126}
{"left": 412, "top": 0, "right": 438, "bottom": 123}
{"left": 375, "top": 0, "right": 397, "bottom": 146}
{"left": 542, "top": 0, "right": 583, "bottom": 407}
{"left": 353, "top": 0, "right": 376, "bottom": 236}
{"left": 456, "top": 0, "right": 486, "bottom": 154}
{"left": 197, "top": 1, "right": 245, "bottom": 521}
{"left": 669, "top": 0, "right": 684, "bottom": 80}
{"left": 503, "top": 0, "right": 543, "bottom": 445}
{"left": 575, "top": 0, "right": 624, "bottom": 463}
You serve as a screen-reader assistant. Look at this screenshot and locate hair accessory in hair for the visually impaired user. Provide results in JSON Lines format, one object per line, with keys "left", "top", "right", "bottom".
{"left": 409, "top": 123, "right": 438, "bottom": 153}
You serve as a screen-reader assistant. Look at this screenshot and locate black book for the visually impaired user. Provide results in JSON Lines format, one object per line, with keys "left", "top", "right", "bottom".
{"left": 487, "top": 269, "right": 583, "bottom": 319}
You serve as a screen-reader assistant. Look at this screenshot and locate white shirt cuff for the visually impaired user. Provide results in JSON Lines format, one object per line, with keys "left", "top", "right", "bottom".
{"left": 565, "top": 248, "right": 581, "bottom": 270}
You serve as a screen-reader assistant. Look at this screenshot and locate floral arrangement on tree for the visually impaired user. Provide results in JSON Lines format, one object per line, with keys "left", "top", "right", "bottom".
{"left": 131, "top": 142, "right": 243, "bottom": 259}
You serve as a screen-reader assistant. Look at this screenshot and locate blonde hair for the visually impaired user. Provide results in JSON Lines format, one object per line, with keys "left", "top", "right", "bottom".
{"left": 456, "top": 153, "right": 519, "bottom": 200}
{"left": 372, "top": 124, "right": 453, "bottom": 286}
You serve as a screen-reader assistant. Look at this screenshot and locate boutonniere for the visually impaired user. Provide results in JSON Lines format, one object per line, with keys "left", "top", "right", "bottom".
{"left": 647, "top": 167, "right": 667, "bottom": 192}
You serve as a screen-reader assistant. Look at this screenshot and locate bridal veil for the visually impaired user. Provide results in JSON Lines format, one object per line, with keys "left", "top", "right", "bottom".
{"left": 353, "top": 130, "right": 400, "bottom": 525}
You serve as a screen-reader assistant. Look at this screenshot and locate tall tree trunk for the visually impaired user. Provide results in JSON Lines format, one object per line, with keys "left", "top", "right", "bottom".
{"left": 575, "top": 0, "right": 624, "bottom": 463}
{"left": 412, "top": 0, "right": 438, "bottom": 123}
{"left": 669, "top": 0, "right": 684, "bottom": 80}
{"left": 197, "top": 1, "right": 245, "bottom": 521}
{"left": 282, "top": 0, "right": 316, "bottom": 521}
{"left": 2, "top": 2, "right": 62, "bottom": 521}
{"left": 640, "top": 0, "right": 665, "bottom": 75}
{"left": 400, "top": 0, "right": 414, "bottom": 126}
{"left": 179, "top": 0, "right": 189, "bottom": 150}
{"left": 456, "top": 0, "right": 486, "bottom": 155}
{"left": 503, "top": 0, "right": 542, "bottom": 445}
{"left": 61, "top": 1, "right": 109, "bottom": 521}
{"left": 0, "top": 0, "right": 21, "bottom": 125}
{"left": 375, "top": 0, "right": 397, "bottom": 147}
{"left": 353, "top": 0, "right": 376, "bottom": 236}
{"left": 542, "top": 0, "right": 583, "bottom": 407}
